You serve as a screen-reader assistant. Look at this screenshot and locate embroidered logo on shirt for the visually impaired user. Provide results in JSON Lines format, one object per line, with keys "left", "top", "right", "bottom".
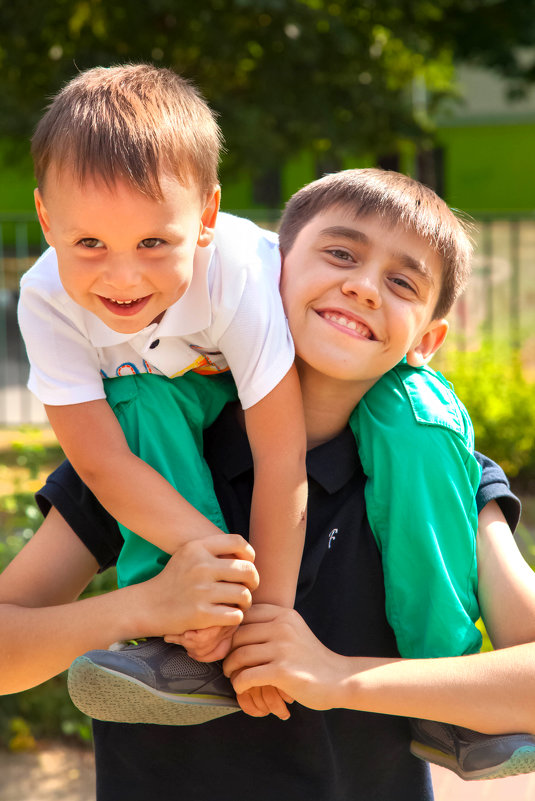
{"left": 328, "top": 529, "right": 338, "bottom": 549}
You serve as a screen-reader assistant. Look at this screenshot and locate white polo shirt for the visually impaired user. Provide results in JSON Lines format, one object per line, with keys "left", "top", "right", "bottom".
{"left": 18, "top": 213, "right": 294, "bottom": 411}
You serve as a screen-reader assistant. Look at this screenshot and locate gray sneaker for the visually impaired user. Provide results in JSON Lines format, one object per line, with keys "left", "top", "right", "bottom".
{"left": 410, "top": 718, "right": 535, "bottom": 780}
{"left": 67, "top": 638, "right": 240, "bottom": 726}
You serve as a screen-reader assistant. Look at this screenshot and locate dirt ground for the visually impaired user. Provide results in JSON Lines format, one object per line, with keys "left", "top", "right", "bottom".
{"left": 0, "top": 743, "right": 95, "bottom": 801}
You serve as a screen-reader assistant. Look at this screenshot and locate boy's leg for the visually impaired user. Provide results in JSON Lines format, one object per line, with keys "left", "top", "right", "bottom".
{"left": 410, "top": 720, "right": 535, "bottom": 781}
{"left": 103, "top": 371, "right": 237, "bottom": 587}
{"left": 68, "top": 371, "right": 242, "bottom": 726}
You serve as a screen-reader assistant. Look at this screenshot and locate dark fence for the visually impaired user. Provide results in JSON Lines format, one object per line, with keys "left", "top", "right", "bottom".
{"left": 1, "top": 212, "right": 534, "bottom": 425}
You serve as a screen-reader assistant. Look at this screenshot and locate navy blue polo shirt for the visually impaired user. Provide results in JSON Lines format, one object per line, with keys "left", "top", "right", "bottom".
{"left": 36, "top": 405, "right": 519, "bottom": 801}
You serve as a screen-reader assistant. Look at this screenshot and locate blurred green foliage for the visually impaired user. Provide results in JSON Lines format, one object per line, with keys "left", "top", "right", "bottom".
{"left": 1, "top": 0, "right": 535, "bottom": 176}
{"left": 442, "top": 346, "right": 535, "bottom": 483}
{"left": 0, "top": 441, "right": 117, "bottom": 749}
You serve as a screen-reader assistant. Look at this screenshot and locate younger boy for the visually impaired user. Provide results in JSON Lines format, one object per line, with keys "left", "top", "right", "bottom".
{"left": 18, "top": 64, "right": 308, "bottom": 722}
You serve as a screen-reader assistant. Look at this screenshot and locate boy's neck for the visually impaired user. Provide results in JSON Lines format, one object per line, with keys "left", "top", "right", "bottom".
{"left": 297, "top": 360, "right": 372, "bottom": 449}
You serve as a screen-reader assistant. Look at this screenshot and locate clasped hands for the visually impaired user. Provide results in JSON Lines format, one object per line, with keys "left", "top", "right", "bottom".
{"left": 139, "top": 533, "right": 301, "bottom": 720}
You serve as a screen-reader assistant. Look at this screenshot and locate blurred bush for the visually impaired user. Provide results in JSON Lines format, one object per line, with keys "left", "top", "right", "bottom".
{"left": 441, "top": 346, "right": 535, "bottom": 485}
{"left": 0, "top": 442, "right": 117, "bottom": 749}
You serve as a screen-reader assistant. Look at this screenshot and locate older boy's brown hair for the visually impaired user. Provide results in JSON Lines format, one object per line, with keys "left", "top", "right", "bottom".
{"left": 32, "top": 63, "right": 222, "bottom": 201}
{"left": 278, "top": 168, "right": 474, "bottom": 319}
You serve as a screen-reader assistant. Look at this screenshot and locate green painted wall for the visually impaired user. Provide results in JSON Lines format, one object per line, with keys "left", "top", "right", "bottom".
{"left": 438, "top": 121, "right": 535, "bottom": 213}
{"left": 0, "top": 143, "right": 36, "bottom": 214}
{"left": 4, "top": 121, "right": 535, "bottom": 223}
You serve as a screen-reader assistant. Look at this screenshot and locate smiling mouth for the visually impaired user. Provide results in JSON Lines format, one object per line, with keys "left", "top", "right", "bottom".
{"left": 98, "top": 295, "right": 151, "bottom": 316}
{"left": 319, "top": 311, "right": 376, "bottom": 340}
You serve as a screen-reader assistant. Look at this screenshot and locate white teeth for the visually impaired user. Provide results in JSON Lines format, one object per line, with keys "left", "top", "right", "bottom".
{"left": 323, "top": 312, "right": 371, "bottom": 338}
{"left": 109, "top": 298, "right": 140, "bottom": 305}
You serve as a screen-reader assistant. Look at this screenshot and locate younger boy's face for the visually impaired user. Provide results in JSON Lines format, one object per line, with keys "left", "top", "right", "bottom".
{"left": 280, "top": 207, "right": 447, "bottom": 393}
{"left": 34, "top": 166, "right": 219, "bottom": 334}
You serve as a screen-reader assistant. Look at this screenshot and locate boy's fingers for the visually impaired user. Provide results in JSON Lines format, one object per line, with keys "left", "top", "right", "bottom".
{"left": 207, "top": 581, "right": 253, "bottom": 611}
{"left": 215, "top": 559, "right": 259, "bottom": 592}
{"left": 228, "top": 620, "right": 278, "bottom": 650}
{"left": 230, "top": 664, "right": 276, "bottom": 696}
{"left": 202, "top": 534, "right": 256, "bottom": 562}
{"left": 259, "top": 685, "right": 290, "bottom": 720}
{"left": 240, "top": 687, "right": 272, "bottom": 717}
{"left": 236, "top": 689, "right": 270, "bottom": 717}
{"left": 192, "top": 637, "right": 233, "bottom": 663}
{"left": 224, "top": 641, "right": 272, "bottom": 677}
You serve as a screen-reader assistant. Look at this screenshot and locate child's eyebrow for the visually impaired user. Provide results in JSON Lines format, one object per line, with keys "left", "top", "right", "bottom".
{"left": 395, "top": 251, "right": 435, "bottom": 286}
{"left": 319, "top": 226, "right": 370, "bottom": 245}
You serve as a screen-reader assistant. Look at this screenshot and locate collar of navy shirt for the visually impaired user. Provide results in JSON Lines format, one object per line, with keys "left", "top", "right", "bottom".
{"left": 207, "top": 402, "right": 361, "bottom": 495}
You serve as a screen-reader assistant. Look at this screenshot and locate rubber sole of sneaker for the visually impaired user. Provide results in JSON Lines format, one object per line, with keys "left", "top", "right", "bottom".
{"left": 410, "top": 740, "right": 535, "bottom": 781}
{"left": 68, "top": 655, "right": 240, "bottom": 726}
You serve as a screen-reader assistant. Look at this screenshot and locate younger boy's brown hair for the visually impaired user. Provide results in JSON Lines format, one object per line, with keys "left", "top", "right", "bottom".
{"left": 32, "top": 63, "right": 223, "bottom": 201}
{"left": 278, "top": 168, "right": 473, "bottom": 319}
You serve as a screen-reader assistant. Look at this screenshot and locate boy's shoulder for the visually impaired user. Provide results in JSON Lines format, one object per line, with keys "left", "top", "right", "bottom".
{"left": 213, "top": 213, "right": 279, "bottom": 275}
{"left": 355, "top": 361, "right": 473, "bottom": 446}
{"left": 20, "top": 247, "right": 62, "bottom": 293}
{"left": 19, "top": 247, "right": 88, "bottom": 330}
{"left": 215, "top": 212, "right": 279, "bottom": 246}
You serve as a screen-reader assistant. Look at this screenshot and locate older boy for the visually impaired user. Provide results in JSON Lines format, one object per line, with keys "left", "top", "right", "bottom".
{"left": 276, "top": 169, "right": 481, "bottom": 661}
{"left": 14, "top": 169, "right": 535, "bottom": 788}
{"left": 18, "top": 64, "right": 307, "bottom": 721}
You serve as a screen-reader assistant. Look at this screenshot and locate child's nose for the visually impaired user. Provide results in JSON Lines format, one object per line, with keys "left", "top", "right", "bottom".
{"left": 103, "top": 255, "right": 141, "bottom": 291}
{"left": 341, "top": 269, "right": 381, "bottom": 309}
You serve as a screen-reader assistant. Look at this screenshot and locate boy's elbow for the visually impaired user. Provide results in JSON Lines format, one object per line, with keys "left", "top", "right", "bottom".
{"left": 73, "top": 453, "right": 117, "bottom": 495}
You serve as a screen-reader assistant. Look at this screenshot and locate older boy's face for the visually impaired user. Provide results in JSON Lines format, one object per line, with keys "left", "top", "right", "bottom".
{"left": 280, "top": 208, "right": 445, "bottom": 390}
{"left": 34, "top": 167, "right": 219, "bottom": 334}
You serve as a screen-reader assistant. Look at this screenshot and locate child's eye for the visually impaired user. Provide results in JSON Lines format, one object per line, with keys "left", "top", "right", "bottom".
{"left": 139, "top": 238, "right": 164, "bottom": 249}
{"left": 327, "top": 248, "right": 354, "bottom": 263}
{"left": 390, "top": 275, "right": 416, "bottom": 293}
{"left": 78, "top": 238, "right": 104, "bottom": 249}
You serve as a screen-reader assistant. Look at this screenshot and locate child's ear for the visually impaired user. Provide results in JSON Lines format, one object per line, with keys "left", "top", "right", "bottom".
{"left": 406, "top": 318, "right": 449, "bottom": 367}
{"left": 34, "top": 188, "right": 54, "bottom": 246}
{"left": 197, "top": 186, "right": 221, "bottom": 247}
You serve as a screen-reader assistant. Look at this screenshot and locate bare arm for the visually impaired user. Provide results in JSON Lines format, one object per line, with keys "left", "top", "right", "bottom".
{"left": 477, "top": 500, "right": 535, "bottom": 648}
{"left": 227, "top": 503, "right": 535, "bottom": 727}
{"left": 0, "top": 508, "right": 258, "bottom": 694}
{"left": 244, "top": 366, "right": 307, "bottom": 608}
{"left": 45, "top": 399, "right": 224, "bottom": 554}
{"left": 225, "top": 604, "right": 535, "bottom": 733}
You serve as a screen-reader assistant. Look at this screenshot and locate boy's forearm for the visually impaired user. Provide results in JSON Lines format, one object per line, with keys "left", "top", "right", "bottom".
{"left": 339, "top": 645, "right": 535, "bottom": 735}
{"left": 244, "top": 368, "right": 308, "bottom": 607}
{"left": 0, "top": 586, "right": 145, "bottom": 693}
{"left": 477, "top": 501, "right": 535, "bottom": 649}
{"left": 248, "top": 457, "right": 307, "bottom": 607}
